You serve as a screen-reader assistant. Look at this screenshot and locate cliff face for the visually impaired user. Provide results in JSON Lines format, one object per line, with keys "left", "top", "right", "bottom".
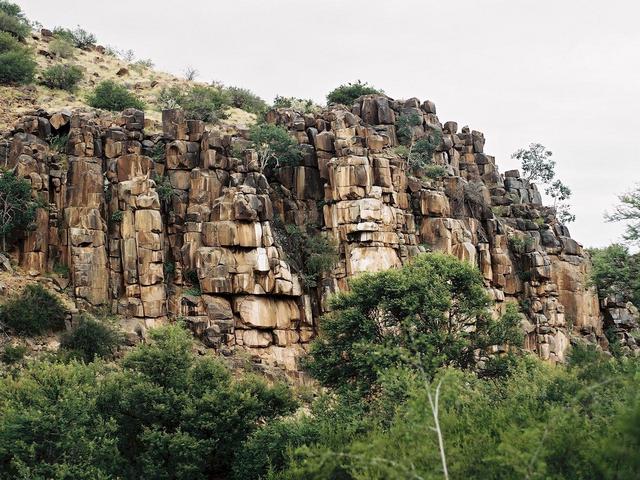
{"left": 0, "top": 95, "right": 621, "bottom": 373}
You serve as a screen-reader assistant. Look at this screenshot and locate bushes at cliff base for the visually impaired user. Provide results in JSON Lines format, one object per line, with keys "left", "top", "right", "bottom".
{"left": 88, "top": 80, "right": 145, "bottom": 111}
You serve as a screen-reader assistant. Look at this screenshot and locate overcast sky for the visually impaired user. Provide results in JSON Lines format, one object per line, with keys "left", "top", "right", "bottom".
{"left": 18, "top": 0, "right": 640, "bottom": 248}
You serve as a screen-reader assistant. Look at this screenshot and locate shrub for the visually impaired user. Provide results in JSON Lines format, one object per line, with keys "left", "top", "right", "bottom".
{"left": 48, "top": 37, "right": 74, "bottom": 58}
{"left": 326, "top": 80, "right": 382, "bottom": 106}
{"left": 0, "top": 31, "right": 35, "bottom": 84}
{"left": 110, "top": 210, "right": 124, "bottom": 223}
{"left": 424, "top": 164, "right": 447, "bottom": 179}
{"left": 1, "top": 343, "right": 26, "bottom": 363}
{"left": 273, "top": 95, "right": 321, "bottom": 114}
{"left": 0, "top": 1, "right": 30, "bottom": 40}
{"left": 249, "top": 123, "right": 302, "bottom": 171}
{"left": 180, "top": 85, "right": 230, "bottom": 122}
{"left": 40, "top": 64, "right": 83, "bottom": 91}
{"left": 0, "top": 284, "right": 67, "bottom": 335}
{"left": 152, "top": 173, "right": 174, "bottom": 208}
{"left": 60, "top": 316, "right": 122, "bottom": 362}
{"left": 53, "top": 26, "right": 96, "bottom": 48}
{"left": 589, "top": 244, "right": 640, "bottom": 305}
{"left": 88, "top": 80, "right": 145, "bottom": 111}
{"left": 225, "top": 86, "right": 268, "bottom": 114}
{"left": 304, "top": 253, "right": 523, "bottom": 396}
{"left": 0, "top": 170, "right": 40, "bottom": 250}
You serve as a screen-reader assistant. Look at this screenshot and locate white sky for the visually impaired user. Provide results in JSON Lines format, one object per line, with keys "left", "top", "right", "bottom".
{"left": 17, "top": 0, "right": 640, "bottom": 248}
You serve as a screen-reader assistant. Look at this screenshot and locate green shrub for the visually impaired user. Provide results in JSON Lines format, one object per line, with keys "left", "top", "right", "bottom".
{"left": 0, "top": 1, "right": 30, "bottom": 40}
{"left": 40, "top": 64, "right": 83, "bottom": 91}
{"left": 48, "top": 37, "right": 74, "bottom": 58}
{"left": 0, "top": 284, "right": 67, "bottom": 335}
{"left": 88, "top": 80, "right": 145, "bottom": 111}
{"left": 273, "top": 95, "right": 321, "bottom": 114}
{"left": 225, "top": 86, "right": 268, "bottom": 114}
{"left": 53, "top": 26, "right": 96, "bottom": 48}
{"left": 0, "top": 31, "right": 35, "bottom": 84}
{"left": 152, "top": 173, "right": 174, "bottom": 208}
{"left": 424, "top": 164, "right": 447, "bottom": 179}
{"left": 110, "top": 210, "right": 124, "bottom": 223}
{"left": 249, "top": 123, "right": 302, "bottom": 171}
{"left": 0, "top": 170, "right": 40, "bottom": 249}
{"left": 60, "top": 316, "right": 122, "bottom": 362}
{"left": 157, "top": 85, "right": 231, "bottom": 121}
{"left": 326, "top": 80, "right": 382, "bottom": 106}
{"left": 1, "top": 343, "right": 26, "bottom": 363}
{"left": 589, "top": 244, "right": 640, "bottom": 305}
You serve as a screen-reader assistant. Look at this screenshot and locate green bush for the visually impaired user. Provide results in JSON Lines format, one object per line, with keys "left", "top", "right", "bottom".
{"left": 88, "top": 80, "right": 145, "bottom": 111}
{"left": 53, "top": 26, "right": 96, "bottom": 48}
{"left": 60, "top": 316, "right": 122, "bottom": 362}
{"left": 0, "top": 31, "right": 35, "bottom": 84}
{"left": 424, "top": 164, "right": 447, "bottom": 179}
{"left": 589, "top": 244, "right": 640, "bottom": 305}
{"left": 0, "top": 170, "right": 40, "bottom": 249}
{"left": 157, "top": 85, "right": 231, "bottom": 122}
{"left": 48, "top": 37, "right": 75, "bottom": 58}
{"left": 225, "top": 86, "right": 268, "bottom": 114}
{"left": 1, "top": 343, "right": 26, "bottom": 364}
{"left": 0, "top": 284, "right": 67, "bottom": 335}
{"left": 304, "top": 253, "right": 523, "bottom": 396}
{"left": 249, "top": 123, "right": 302, "bottom": 171}
{"left": 326, "top": 80, "right": 382, "bottom": 106}
{"left": 40, "top": 64, "right": 83, "bottom": 91}
{"left": 0, "top": 1, "right": 30, "bottom": 40}
{"left": 152, "top": 173, "right": 174, "bottom": 208}
{"left": 273, "top": 95, "right": 321, "bottom": 114}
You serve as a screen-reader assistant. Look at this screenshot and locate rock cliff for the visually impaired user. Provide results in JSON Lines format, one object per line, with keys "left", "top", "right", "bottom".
{"left": 2, "top": 94, "right": 627, "bottom": 374}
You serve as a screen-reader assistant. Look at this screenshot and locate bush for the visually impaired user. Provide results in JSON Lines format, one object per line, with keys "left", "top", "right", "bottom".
{"left": 424, "top": 164, "right": 447, "bottom": 179}
{"left": 0, "top": 1, "right": 30, "bottom": 40}
{"left": 60, "top": 316, "right": 122, "bottom": 362}
{"left": 88, "top": 80, "right": 145, "bottom": 111}
{"left": 53, "top": 26, "right": 96, "bottom": 48}
{"left": 48, "top": 37, "right": 74, "bottom": 58}
{"left": 304, "top": 253, "right": 523, "bottom": 396}
{"left": 157, "top": 85, "right": 231, "bottom": 122}
{"left": 273, "top": 95, "right": 321, "bottom": 114}
{"left": 326, "top": 80, "right": 382, "bottom": 106}
{"left": 1, "top": 343, "right": 26, "bottom": 363}
{"left": 226, "top": 86, "right": 268, "bottom": 114}
{"left": 589, "top": 244, "right": 640, "bottom": 305}
{"left": 249, "top": 123, "right": 302, "bottom": 171}
{"left": 40, "top": 64, "right": 83, "bottom": 91}
{"left": 0, "top": 31, "right": 35, "bottom": 84}
{"left": 0, "top": 284, "right": 67, "bottom": 335}
{"left": 0, "top": 170, "right": 40, "bottom": 249}
{"left": 152, "top": 173, "right": 174, "bottom": 208}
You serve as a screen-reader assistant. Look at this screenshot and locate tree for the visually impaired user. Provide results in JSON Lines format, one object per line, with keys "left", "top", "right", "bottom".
{"left": 249, "top": 123, "right": 302, "bottom": 171}
{"left": 512, "top": 143, "right": 575, "bottom": 223}
{"left": 88, "top": 80, "right": 145, "bottom": 111}
{"left": 396, "top": 112, "right": 442, "bottom": 170}
{"left": 60, "top": 315, "right": 123, "bottom": 362}
{"left": 326, "top": 80, "right": 382, "bottom": 106}
{"left": 0, "top": 1, "right": 30, "bottom": 40}
{"left": 0, "top": 170, "right": 40, "bottom": 250}
{"left": 304, "top": 253, "right": 523, "bottom": 396}
{"left": 588, "top": 244, "right": 640, "bottom": 306}
{"left": 606, "top": 185, "right": 640, "bottom": 244}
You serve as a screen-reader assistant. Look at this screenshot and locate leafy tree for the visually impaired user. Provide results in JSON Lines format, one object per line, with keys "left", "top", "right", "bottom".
{"left": 0, "top": 1, "right": 30, "bottom": 40}
{"left": 88, "top": 80, "right": 145, "bottom": 111}
{"left": 158, "top": 85, "right": 231, "bottom": 122}
{"left": 0, "top": 170, "right": 40, "bottom": 250}
{"left": 60, "top": 315, "right": 122, "bottom": 362}
{"left": 273, "top": 95, "right": 321, "bottom": 114}
{"left": 588, "top": 244, "right": 640, "bottom": 306}
{"left": 305, "top": 253, "right": 523, "bottom": 396}
{"left": 40, "top": 63, "right": 84, "bottom": 91}
{"left": 512, "top": 143, "right": 575, "bottom": 223}
{"left": 326, "top": 80, "right": 382, "bottom": 106}
{"left": 52, "top": 26, "right": 96, "bottom": 48}
{"left": 396, "top": 112, "right": 442, "bottom": 170}
{"left": 249, "top": 123, "right": 302, "bottom": 171}
{"left": 0, "top": 31, "right": 35, "bottom": 84}
{"left": 606, "top": 185, "right": 640, "bottom": 244}
{"left": 0, "top": 284, "right": 67, "bottom": 335}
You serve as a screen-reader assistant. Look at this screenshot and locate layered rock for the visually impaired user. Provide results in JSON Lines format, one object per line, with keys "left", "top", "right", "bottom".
{"left": 0, "top": 95, "right": 614, "bottom": 373}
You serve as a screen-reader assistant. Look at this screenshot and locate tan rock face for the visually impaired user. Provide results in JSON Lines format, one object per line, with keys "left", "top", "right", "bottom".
{"left": 3, "top": 98, "right": 609, "bottom": 372}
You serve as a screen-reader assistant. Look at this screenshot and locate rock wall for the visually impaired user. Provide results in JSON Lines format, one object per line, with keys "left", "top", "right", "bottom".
{"left": 1, "top": 94, "right": 623, "bottom": 374}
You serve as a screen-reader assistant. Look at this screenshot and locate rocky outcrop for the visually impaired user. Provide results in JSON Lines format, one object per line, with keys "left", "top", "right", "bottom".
{"left": 0, "top": 94, "right": 612, "bottom": 373}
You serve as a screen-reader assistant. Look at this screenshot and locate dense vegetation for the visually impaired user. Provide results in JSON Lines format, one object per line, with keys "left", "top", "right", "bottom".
{"left": 88, "top": 80, "right": 145, "bottom": 111}
{"left": 248, "top": 123, "right": 303, "bottom": 171}
{"left": 0, "top": 284, "right": 67, "bottom": 335}
{"left": 589, "top": 244, "right": 640, "bottom": 306}
{"left": 0, "top": 31, "right": 35, "bottom": 85}
{"left": 0, "top": 171, "right": 42, "bottom": 251}
{"left": 326, "top": 80, "right": 382, "bottom": 106}
{"left": 0, "top": 0, "right": 30, "bottom": 40}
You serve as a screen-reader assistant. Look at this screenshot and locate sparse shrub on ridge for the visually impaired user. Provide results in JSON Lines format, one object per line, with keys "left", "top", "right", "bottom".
{"left": 88, "top": 80, "right": 145, "bottom": 111}
{"left": 225, "top": 86, "right": 268, "bottom": 115}
{"left": 40, "top": 64, "right": 83, "bottom": 91}
{"left": 53, "top": 25, "right": 96, "bottom": 49}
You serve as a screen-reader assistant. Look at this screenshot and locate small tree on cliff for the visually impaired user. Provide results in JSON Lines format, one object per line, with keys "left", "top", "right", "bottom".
{"left": 0, "top": 171, "right": 40, "bottom": 251}
{"left": 396, "top": 112, "right": 443, "bottom": 170}
{"left": 606, "top": 185, "right": 640, "bottom": 245}
{"left": 512, "top": 143, "right": 575, "bottom": 223}
{"left": 248, "top": 123, "right": 302, "bottom": 172}
{"left": 305, "top": 253, "right": 523, "bottom": 396}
